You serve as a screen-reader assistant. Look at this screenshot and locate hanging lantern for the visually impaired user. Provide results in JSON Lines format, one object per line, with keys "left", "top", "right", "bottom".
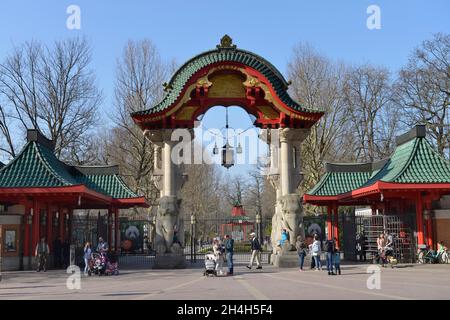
{"left": 236, "top": 142, "right": 243, "bottom": 154}
{"left": 222, "top": 142, "right": 235, "bottom": 169}
{"left": 213, "top": 142, "right": 219, "bottom": 155}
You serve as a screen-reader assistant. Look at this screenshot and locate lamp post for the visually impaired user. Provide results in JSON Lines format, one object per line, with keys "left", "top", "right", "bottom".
{"left": 256, "top": 213, "right": 262, "bottom": 246}
{"left": 152, "top": 215, "right": 157, "bottom": 252}
{"left": 190, "top": 214, "right": 196, "bottom": 263}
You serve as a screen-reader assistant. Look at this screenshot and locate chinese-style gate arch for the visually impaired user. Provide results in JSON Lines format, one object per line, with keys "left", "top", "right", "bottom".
{"left": 131, "top": 35, "right": 323, "bottom": 130}
{"left": 131, "top": 35, "right": 323, "bottom": 267}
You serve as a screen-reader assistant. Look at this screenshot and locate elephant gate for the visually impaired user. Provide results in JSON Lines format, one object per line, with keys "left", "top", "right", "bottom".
{"left": 130, "top": 35, "right": 323, "bottom": 268}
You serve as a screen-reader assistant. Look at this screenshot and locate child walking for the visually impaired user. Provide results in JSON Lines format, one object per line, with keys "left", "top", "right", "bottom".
{"left": 334, "top": 247, "right": 341, "bottom": 275}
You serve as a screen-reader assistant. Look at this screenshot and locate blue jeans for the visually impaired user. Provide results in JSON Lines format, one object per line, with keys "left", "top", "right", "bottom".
{"left": 313, "top": 254, "right": 321, "bottom": 269}
{"left": 298, "top": 252, "right": 306, "bottom": 269}
{"left": 334, "top": 262, "right": 341, "bottom": 274}
{"left": 226, "top": 252, "right": 234, "bottom": 274}
{"left": 326, "top": 252, "right": 334, "bottom": 273}
{"left": 84, "top": 258, "right": 89, "bottom": 273}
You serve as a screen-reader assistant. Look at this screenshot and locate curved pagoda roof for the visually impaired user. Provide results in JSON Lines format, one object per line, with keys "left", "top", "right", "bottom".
{"left": 131, "top": 35, "right": 323, "bottom": 129}
{"left": 0, "top": 130, "right": 148, "bottom": 208}
{"left": 304, "top": 125, "right": 450, "bottom": 205}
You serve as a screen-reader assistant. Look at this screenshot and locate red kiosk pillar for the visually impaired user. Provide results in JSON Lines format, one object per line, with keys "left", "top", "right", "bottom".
{"left": 46, "top": 206, "right": 53, "bottom": 251}
{"left": 114, "top": 208, "right": 120, "bottom": 252}
{"left": 23, "top": 204, "right": 31, "bottom": 257}
{"left": 424, "top": 198, "right": 434, "bottom": 249}
{"left": 332, "top": 206, "right": 340, "bottom": 248}
{"left": 108, "top": 209, "right": 113, "bottom": 250}
{"left": 59, "top": 209, "right": 65, "bottom": 241}
{"left": 31, "top": 201, "right": 41, "bottom": 255}
{"left": 415, "top": 194, "right": 425, "bottom": 246}
{"left": 326, "top": 206, "right": 332, "bottom": 240}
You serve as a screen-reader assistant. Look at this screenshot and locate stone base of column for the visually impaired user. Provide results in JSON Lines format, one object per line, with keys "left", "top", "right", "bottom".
{"left": 153, "top": 253, "right": 186, "bottom": 269}
{"left": 271, "top": 243, "right": 310, "bottom": 268}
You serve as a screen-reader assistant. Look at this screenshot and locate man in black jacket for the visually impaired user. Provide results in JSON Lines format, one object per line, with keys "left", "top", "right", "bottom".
{"left": 224, "top": 234, "right": 234, "bottom": 275}
{"left": 247, "top": 232, "right": 262, "bottom": 270}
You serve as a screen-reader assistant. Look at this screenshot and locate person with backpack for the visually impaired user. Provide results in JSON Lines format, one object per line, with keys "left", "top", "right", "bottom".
{"left": 224, "top": 234, "right": 234, "bottom": 276}
{"left": 247, "top": 232, "right": 262, "bottom": 270}
{"left": 35, "top": 237, "right": 50, "bottom": 272}
{"left": 295, "top": 235, "right": 307, "bottom": 271}
{"left": 325, "top": 237, "right": 336, "bottom": 275}
{"left": 311, "top": 234, "right": 322, "bottom": 271}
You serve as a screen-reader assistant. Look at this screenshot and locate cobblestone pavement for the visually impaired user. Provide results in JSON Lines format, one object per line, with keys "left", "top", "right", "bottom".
{"left": 1, "top": 263, "right": 449, "bottom": 300}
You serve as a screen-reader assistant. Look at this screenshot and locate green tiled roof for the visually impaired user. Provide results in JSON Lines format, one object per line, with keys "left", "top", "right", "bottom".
{"left": 75, "top": 171, "right": 138, "bottom": 199}
{"left": 0, "top": 131, "right": 141, "bottom": 200}
{"left": 132, "top": 38, "right": 321, "bottom": 117}
{"left": 365, "top": 136, "right": 450, "bottom": 185}
{"left": 0, "top": 161, "right": 4, "bottom": 169}
{"left": 307, "top": 165, "right": 372, "bottom": 196}
{"left": 306, "top": 125, "right": 450, "bottom": 197}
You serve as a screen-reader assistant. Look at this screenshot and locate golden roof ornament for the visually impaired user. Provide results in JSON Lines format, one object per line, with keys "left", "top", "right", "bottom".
{"left": 217, "top": 34, "right": 236, "bottom": 49}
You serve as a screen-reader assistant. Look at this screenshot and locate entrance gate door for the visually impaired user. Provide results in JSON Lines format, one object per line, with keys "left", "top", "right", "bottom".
{"left": 183, "top": 217, "right": 272, "bottom": 265}
{"left": 342, "top": 213, "right": 416, "bottom": 263}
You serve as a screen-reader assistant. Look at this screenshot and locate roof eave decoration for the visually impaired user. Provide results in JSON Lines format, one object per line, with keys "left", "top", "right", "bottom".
{"left": 131, "top": 35, "right": 323, "bottom": 129}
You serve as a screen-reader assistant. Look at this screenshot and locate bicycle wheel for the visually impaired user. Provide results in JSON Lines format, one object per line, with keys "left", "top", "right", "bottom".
{"left": 417, "top": 251, "right": 425, "bottom": 264}
{"left": 440, "top": 252, "right": 449, "bottom": 264}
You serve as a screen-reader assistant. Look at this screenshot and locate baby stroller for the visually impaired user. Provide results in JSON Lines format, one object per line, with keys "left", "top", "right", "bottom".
{"left": 90, "top": 252, "right": 107, "bottom": 276}
{"left": 203, "top": 253, "right": 217, "bottom": 277}
{"left": 104, "top": 253, "right": 119, "bottom": 276}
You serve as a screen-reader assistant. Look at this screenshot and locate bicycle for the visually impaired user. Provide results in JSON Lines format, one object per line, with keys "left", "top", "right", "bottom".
{"left": 417, "top": 245, "right": 440, "bottom": 264}
{"left": 439, "top": 249, "right": 449, "bottom": 264}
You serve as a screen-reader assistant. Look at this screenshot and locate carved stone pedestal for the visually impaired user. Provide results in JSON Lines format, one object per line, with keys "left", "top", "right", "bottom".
{"left": 153, "top": 253, "right": 186, "bottom": 269}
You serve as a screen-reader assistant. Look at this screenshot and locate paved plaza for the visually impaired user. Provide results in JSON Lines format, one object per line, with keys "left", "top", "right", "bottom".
{"left": 1, "top": 263, "right": 449, "bottom": 300}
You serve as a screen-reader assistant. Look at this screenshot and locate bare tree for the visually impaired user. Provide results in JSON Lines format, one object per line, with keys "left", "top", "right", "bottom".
{"left": 394, "top": 33, "right": 450, "bottom": 157}
{"left": 106, "top": 39, "right": 172, "bottom": 206}
{"left": 0, "top": 103, "right": 16, "bottom": 159}
{"left": 0, "top": 38, "right": 102, "bottom": 161}
{"left": 343, "top": 64, "right": 398, "bottom": 162}
{"left": 288, "top": 44, "right": 350, "bottom": 195}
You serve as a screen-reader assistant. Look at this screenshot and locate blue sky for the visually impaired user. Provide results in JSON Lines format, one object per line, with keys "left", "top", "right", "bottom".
{"left": 0, "top": 0, "right": 449, "bottom": 176}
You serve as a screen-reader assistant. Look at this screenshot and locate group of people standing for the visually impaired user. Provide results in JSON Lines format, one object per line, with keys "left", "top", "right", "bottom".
{"left": 295, "top": 234, "right": 341, "bottom": 275}
{"left": 211, "top": 234, "right": 235, "bottom": 276}
{"left": 210, "top": 232, "right": 263, "bottom": 276}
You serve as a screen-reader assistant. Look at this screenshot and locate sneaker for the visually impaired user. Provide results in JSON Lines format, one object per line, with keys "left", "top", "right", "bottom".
{"left": 256, "top": 266, "right": 262, "bottom": 270}
{"left": 246, "top": 266, "right": 251, "bottom": 269}
{"left": 328, "top": 272, "right": 331, "bottom": 275}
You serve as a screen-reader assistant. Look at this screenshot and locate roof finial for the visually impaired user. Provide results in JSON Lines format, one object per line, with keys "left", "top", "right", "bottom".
{"left": 217, "top": 34, "right": 236, "bottom": 49}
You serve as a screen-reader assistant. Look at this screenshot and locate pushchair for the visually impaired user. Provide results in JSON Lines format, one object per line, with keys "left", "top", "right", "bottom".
{"left": 89, "top": 252, "right": 107, "bottom": 276}
{"left": 104, "top": 252, "right": 119, "bottom": 276}
{"left": 203, "top": 253, "right": 217, "bottom": 277}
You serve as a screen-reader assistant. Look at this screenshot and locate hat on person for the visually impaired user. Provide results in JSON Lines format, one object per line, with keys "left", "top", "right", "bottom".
{"left": 250, "top": 232, "right": 256, "bottom": 237}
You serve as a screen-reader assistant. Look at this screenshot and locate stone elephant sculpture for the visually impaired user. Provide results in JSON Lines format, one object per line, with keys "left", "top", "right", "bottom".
{"left": 155, "top": 196, "right": 183, "bottom": 254}
{"left": 280, "top": 194, "right": 304, "bottom": 250}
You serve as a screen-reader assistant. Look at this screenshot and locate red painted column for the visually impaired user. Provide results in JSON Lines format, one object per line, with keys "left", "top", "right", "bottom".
{"left": 32, "top": 201, "right": 41, "bottom": 256}
{"left": 59, "top": 209, "right": 65, "bottom": 241}
{"left": 326, "top": 206, "right": 332, "bottom": 240}
{"left": 46, "top": 207, "right": 53, "bottom": 251}
{"left": 416, "top": 194, "right": 425, "bottom": 246}
{"left": 114, "top": 208, "right": 119, "bottom": 252}
{"left": 333, "top": 206, "right": 340, "bottom": 248}
{"left": 23, "top": 204, "right": 31, "bottom": 257}
{"left": 424, "top": 198, "right": 434, "bottom": 249}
